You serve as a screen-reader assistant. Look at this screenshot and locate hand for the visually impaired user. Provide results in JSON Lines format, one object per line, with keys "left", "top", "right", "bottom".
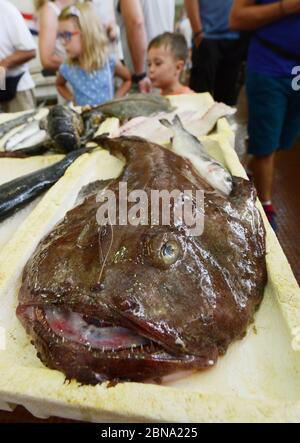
{"left": 193, "top": 32, "right": 204, "bottom": 49}
{"left": 138, "top": 76, "right": 152, "bottom": 93}
{"left": 106, "top": 22, "right": 117, "bottom": 42}
{"left": 0, "top": 59, "right": 9, "bottom": 70}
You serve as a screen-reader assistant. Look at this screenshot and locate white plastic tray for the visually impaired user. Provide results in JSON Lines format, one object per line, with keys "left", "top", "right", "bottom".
{"left": 0, "top": 94, "right": 300, "bottom": 422}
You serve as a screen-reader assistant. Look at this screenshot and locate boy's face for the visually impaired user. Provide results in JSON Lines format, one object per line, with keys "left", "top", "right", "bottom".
{"left": 58, "top": 19, "right": 82, "bottom": 59}
{"left": 147, "top": 45, "right": 184, "bottom": 91}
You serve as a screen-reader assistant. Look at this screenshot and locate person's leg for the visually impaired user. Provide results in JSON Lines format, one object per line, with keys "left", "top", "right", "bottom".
{"left": 246, "top": 71, "right": 288, "bottom": 230}
{"left": 189, "top": 39, "right": 219, "bottom": 95}
{"left": 248, "top": 153, "right": 275, "bottom": 202}
{"left": 280, "top": 78, "right": 300, "bottom": 151}
{"left": 214, "top": 40, "right": 244, "bottom": 106}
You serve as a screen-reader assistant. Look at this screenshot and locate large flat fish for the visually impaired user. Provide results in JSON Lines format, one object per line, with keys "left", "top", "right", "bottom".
{"left": 82, "top": 93, "right": 175, "bottom": 122}
{"left": 17, "top": 136, "right": 267, "bottom": 384}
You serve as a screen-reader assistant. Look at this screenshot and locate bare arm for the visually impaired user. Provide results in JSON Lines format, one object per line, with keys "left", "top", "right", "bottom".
{"left": 38, "top": 4, "right": 63, "bottom": 71}
{"left": 56, "top": 73, "right": 73, "bottom": 102}
{"left": 114, "top": 61, "right": 132, "bottom": 97}
{"left": 230, "top": 0, "right": 300, "bottom": 31}
{"left": 184, "top": 0, "right": 204, "bottom": 47}
{"left": 120, "top": 0, "right": 147, "bottom": 75}
{"left": 0, "top": 50, "right": 36, "bottom": 69}
{"left": 184, "top": 0, "right": 203, "bottom": 33}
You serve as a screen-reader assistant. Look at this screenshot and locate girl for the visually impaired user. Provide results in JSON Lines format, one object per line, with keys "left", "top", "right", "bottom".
{"left": 34, "top": 0, "right": 74, "bottom": 72}
{"left": 56, "top": 3, "right": 131, "bottom": 106}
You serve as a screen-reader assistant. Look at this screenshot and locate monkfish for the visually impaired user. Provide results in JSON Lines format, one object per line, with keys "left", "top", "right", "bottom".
{"left": 17, "top": 136, "right": 267, "bottom": 384}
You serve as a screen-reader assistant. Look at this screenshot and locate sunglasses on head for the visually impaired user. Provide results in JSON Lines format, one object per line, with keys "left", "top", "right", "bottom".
{"left": 60, "top": 5, "right": 81, "bottom": 19}
{"left": 58, "top": 30, "right": 81, "bottom": 43}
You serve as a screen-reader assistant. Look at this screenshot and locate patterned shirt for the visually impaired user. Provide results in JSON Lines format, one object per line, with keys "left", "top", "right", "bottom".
{"left": 59, "top": 56, "right": 116, "bottom": 106}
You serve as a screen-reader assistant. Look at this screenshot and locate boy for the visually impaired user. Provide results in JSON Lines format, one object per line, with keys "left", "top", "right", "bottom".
{"left": 147, "top": 32, "right": 194, "bottom": 96}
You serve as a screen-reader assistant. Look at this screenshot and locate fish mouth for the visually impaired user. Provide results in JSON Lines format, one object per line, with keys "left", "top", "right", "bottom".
{"left": 45, "top": 307, "right": 153, "bottom": 352}
{"left": 17, "top": 305, "right": 163, "bottom": 354}
{"left": 16, "top": 305, "right": 217, "bottom": 383}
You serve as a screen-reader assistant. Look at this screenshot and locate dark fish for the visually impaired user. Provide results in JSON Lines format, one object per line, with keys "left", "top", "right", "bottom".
{"left": 0, "top": 148, "right": 87, "bottom": 222}
{"left": 0, "top": 110, "right": 37, "bottom": 140}
{"left": 82, "top": 93, "right": 175, "bottom": 123}
{"left": 46, "top": 105, "right": 85, "bottom": 152}
{"left": 17, "top": 136, "right": 267, "bottom": 384}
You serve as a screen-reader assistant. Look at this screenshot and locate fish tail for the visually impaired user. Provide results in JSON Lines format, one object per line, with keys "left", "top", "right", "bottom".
{"left": 172, "top": 114, "right": 185, "bottom": 130}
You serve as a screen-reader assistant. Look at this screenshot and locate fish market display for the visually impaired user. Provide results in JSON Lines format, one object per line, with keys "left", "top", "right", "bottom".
{"left": 17, "top": 135, "right": 267, "bottom": 384}
{"left": 160, "top": 115, "right": 233, "bottom": 196}
{"left": 0, "top": 148, "right": 87, "bottom": 222}
{"left": 0, "top": 94, "right": 174, "bottom": 158}
{"left": 118, "top": 102, "right": 235, "bottom": 142}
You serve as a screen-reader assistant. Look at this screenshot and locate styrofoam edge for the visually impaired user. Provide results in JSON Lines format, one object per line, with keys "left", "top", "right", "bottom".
{"left": 0, "top": 363, "right": 299, "bottom": 423}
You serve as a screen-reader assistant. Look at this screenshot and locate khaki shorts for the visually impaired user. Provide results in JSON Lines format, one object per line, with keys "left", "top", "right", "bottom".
{"left": 1, "top": 89, "right": 36, "bottom": 113}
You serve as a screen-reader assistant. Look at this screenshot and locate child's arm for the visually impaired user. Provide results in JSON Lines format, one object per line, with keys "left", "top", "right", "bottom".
{"left": 56, "top": 73, "right": 74, "bottom": 102}
{"left": 114, "top": 61, "right": 132, "bottom": 98}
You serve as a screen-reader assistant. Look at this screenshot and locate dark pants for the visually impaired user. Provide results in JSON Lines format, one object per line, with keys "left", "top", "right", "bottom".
{"left": 190, "top": 39, "right": 244, "bottom": 106}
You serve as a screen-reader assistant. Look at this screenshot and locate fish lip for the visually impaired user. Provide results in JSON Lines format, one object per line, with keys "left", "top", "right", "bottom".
{"left": 20, "top": 304, "right": 163, "bottom": 353}
{"left": 18, "top": 304, "right": 193, "bottom": 358}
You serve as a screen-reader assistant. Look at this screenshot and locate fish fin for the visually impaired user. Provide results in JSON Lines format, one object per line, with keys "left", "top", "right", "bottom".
{"left": 75, "top": 179, "right": 112, "bottom": 205}
{"left": 172, "top": 114, "right": 185, "bottom": 130}
{"left": 159, "top": 118, "right": 172, "bottom": 129}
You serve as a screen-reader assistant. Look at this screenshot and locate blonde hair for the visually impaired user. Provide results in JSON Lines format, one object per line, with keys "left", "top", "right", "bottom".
{"left": 59, "top": 3, "right": 108, "bottom": 72}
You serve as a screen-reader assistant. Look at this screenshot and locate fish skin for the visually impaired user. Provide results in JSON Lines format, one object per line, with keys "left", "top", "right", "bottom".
{"left": 83, "top": 93, "right": 175, "bottom": 122}
{"left": 160, "top": 115, "right": 233, "bottom": 196}
{"left": 0, "top": 140, "right": 55, "bottom": 158}
{"left": 11, "top": 129, "right": 48, "bottom": 151}
{"left": 118, "top": 103, "right": 236, "bottom": 141}
{"left": 0, "top": 148, "right": 87, "bottom": 222}
{"left": 47, "top": 105, "right": 85, "bottom": 152}
{"left": 0, "top": 110, "right": 37, "bottom": 140}
{"left": 4, "top": 120, "right": 42, "bottom": 151}
{"left": 17, "top": 136, "right": 267, "bottom": 384}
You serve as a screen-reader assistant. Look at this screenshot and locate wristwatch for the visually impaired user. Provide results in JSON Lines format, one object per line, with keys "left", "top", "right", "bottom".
{"left": 132, "top": 72, "right": 147, "bottom": 83}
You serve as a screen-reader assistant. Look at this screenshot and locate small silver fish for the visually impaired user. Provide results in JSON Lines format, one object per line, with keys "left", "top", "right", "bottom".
{"left": 5, "top": 120, "right": 42, "bottom": 151}
{"left": 12, "top": 129, "right": 48, "bottom": 151}
{"left": 160, "top": 115, "right": 233, "bottom": 196}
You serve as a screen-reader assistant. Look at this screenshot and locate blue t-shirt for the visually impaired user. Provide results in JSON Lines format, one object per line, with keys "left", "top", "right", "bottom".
{"left": 248, "top": 0, "right": 300, "bottom": 76}
{"left": 59, "top": 56, "right": 116, "bottom": 106}
{"left": 199, "top": 0, "right": 239, "bottom": 40}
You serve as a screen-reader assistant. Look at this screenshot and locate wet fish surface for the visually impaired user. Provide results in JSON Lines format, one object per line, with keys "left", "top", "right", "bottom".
{"left": 0, "top": 110, "right": 37, "bottom": 140}
{"left": 17, "top": 136, "right": 267, "bottom": 384}
{"left": 0, "top": 149, "right": 86, "bottom": 222}
{"left": 82, "top": 93, "right": 175, "bottom": 122}
{"left": 119, "top": 102, "right": 236, "bottom": 141}
{"left": 160, "top": 115, "right": 233, "bottom": 196}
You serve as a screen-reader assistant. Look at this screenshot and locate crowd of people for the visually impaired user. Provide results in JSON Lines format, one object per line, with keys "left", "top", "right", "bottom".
{"left": 0, "top": 0, "right": 300, "bottom": 230}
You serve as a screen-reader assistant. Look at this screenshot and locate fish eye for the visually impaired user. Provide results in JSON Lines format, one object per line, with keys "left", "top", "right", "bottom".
{"left": 160, "top": 241, "right": 180, "bottom": 265}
